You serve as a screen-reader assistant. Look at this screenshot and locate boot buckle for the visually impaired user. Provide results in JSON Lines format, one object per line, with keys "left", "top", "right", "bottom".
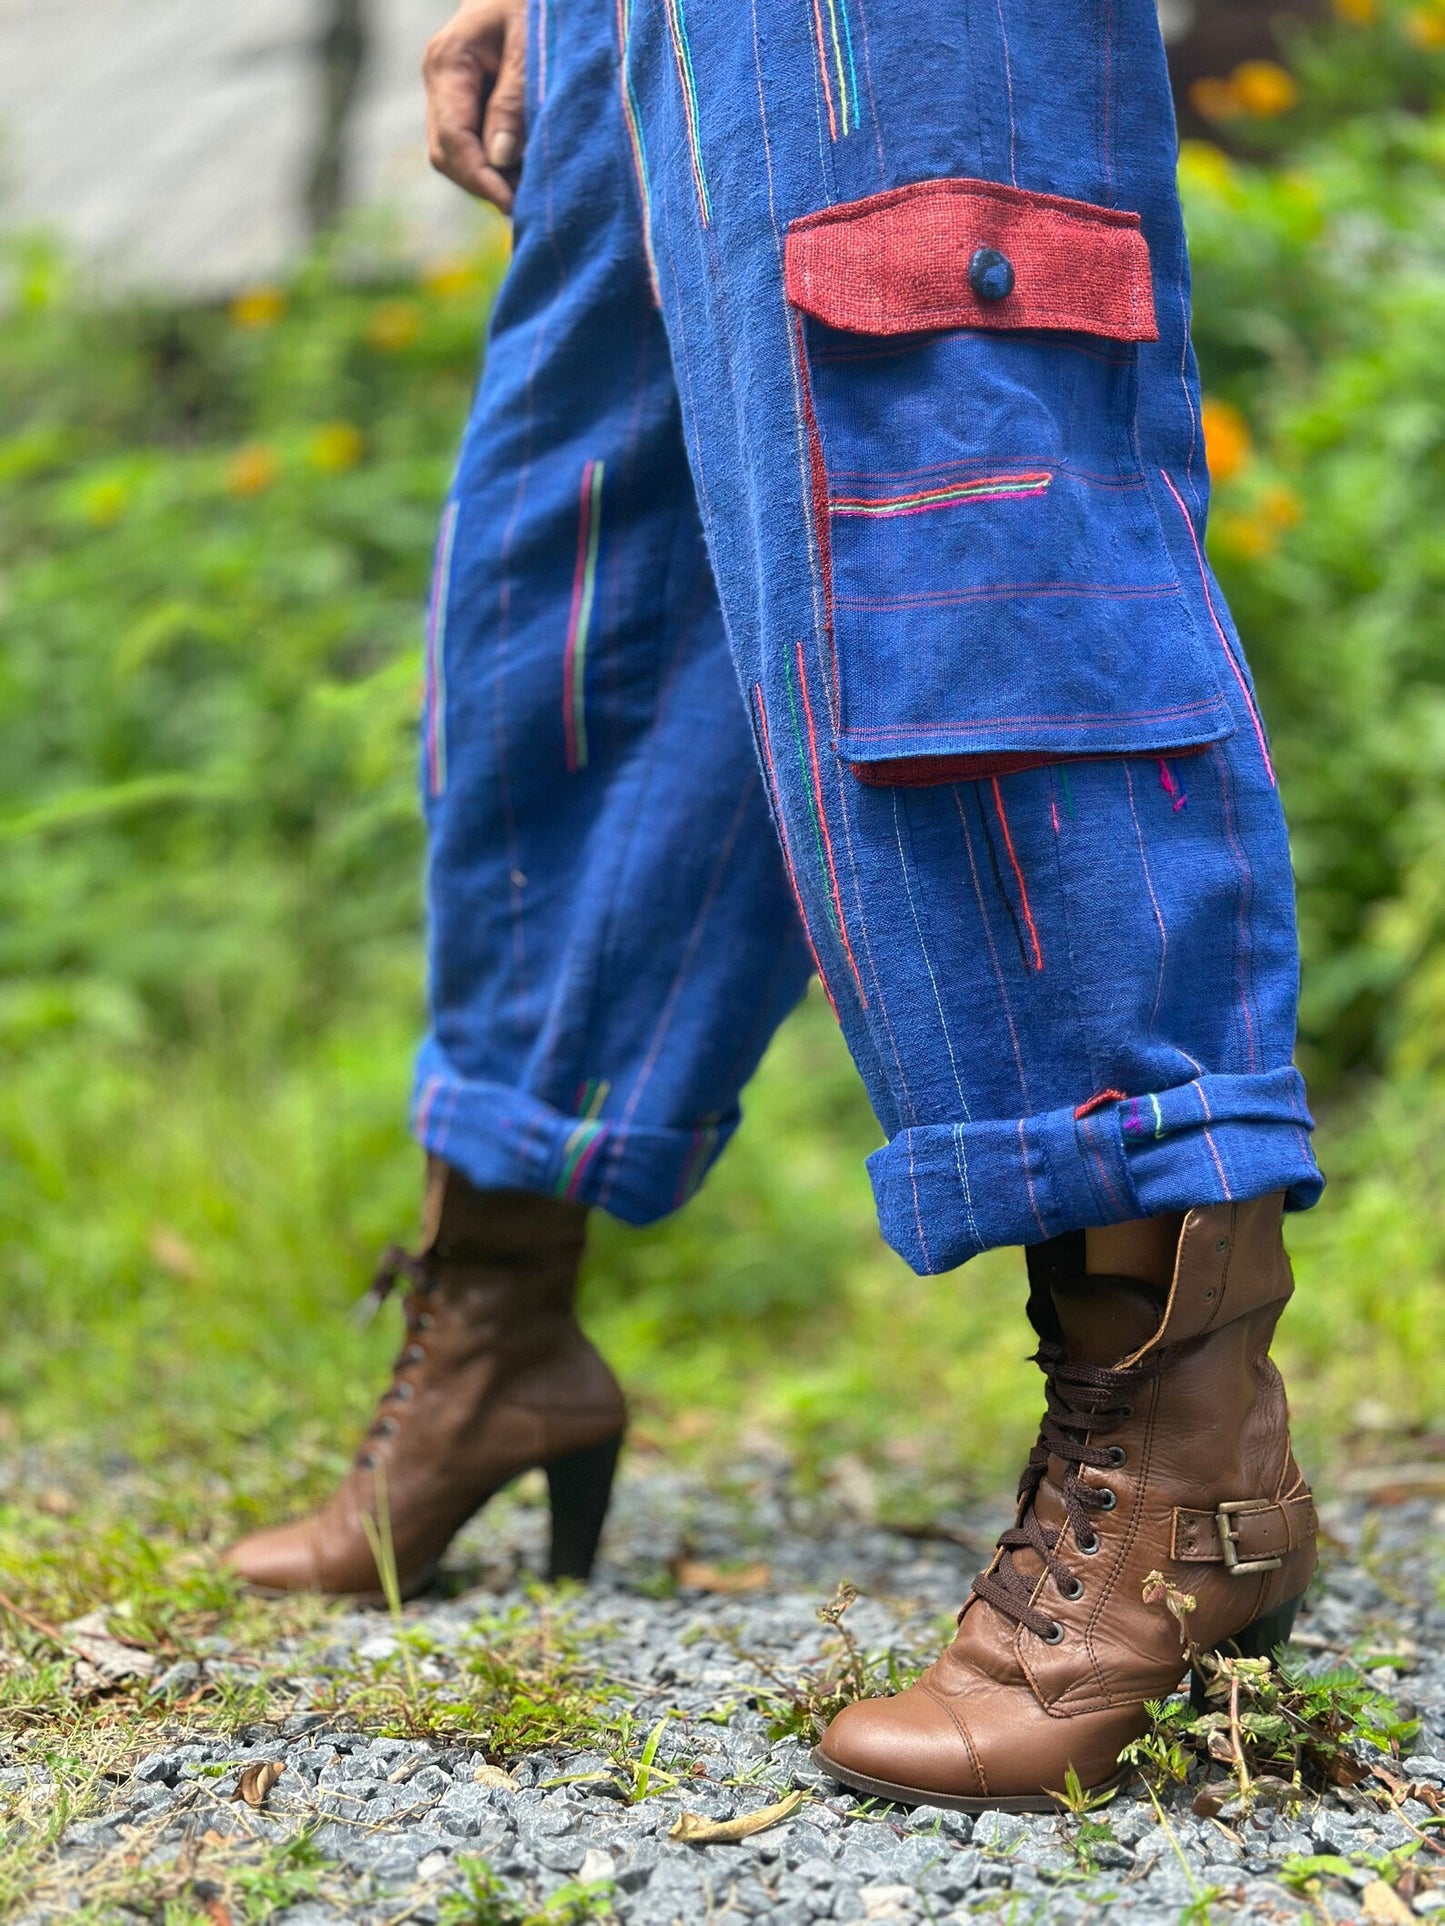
{"left": 1215, "top": 1500, "right": 1284, "bottom": 1575}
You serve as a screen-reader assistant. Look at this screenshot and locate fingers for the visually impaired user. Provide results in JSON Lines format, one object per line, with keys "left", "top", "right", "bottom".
{"left": 423, "top": 0, "right": 527, "bottom": 214}
{"left": 480, "top": 13, "right": 527, "bottom": 175}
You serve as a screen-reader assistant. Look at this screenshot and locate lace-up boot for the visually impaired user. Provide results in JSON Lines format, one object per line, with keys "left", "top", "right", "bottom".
{"left": 223, "top": 1161, "right": 626, "bottom": 1602}
{"left": 815, "top": 1192, "right": 1316, "bottom": 1810}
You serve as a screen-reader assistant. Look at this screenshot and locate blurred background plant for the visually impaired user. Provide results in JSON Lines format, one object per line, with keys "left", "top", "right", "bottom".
{"left": 0, "top": 0, "right": 1441, "bottom": 1538}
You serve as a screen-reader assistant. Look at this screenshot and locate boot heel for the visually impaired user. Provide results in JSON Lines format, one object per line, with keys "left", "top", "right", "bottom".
{"left": 1189, "top": 1592, "right": 1306, "bottom": 1709}
{"left": 545, "top": 1434, "right": 623, "bottom": 1582}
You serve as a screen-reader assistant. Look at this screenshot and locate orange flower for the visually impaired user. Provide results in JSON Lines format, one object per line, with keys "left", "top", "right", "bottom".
{"left": 1188, "top": 76, "right": 1240, "bottom": 121}
{"left": 1406, "top": 5, "right": 1445, "bottom": 47}
{"left": 1230, "top": 60, "right": 1301, "bottom": 117}
{"left": 365, "top": 300, "right": 423, "bottom": 352}
{"left": 307, "top": 422, "right": 366, "bottom": 473}
{"left": 1200, "top": 398, "right": 1253, "bottom": 485}
{"left": 1259, "top": 483, "right": 1303, "bottom": 531}
{"left": 1333, "top": 0, "right": 1377, "bottom": 21}
{"left": 226, "top": 443, "right": 280, "bottom": 496}
{"left": 229, "top": 286, "right": 288, "bottom": 331}
{"left": 1212, "top": 512, "right": 1278, "bottom": 561}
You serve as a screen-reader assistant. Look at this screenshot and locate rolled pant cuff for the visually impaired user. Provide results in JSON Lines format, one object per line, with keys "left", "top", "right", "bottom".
{"left": 868, "top": 1067, "right": 1323, "bottom": 1275}
{"left": 411, "top": 1049, "right": 734, "bottom": 1223}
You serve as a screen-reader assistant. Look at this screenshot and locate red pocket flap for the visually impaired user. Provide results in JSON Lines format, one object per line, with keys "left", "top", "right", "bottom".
{"left": 785, "top": 178, "right": 1158, "bottom": 342}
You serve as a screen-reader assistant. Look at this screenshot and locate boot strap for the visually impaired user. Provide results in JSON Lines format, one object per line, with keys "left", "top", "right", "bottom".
{"left": 1170, "top": 1495, "right": 1317, "bottom": 1573}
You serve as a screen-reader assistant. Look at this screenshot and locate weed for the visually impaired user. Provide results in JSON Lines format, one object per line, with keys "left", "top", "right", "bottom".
{"left": 738, "top": 1582, "right": 928, "bottom": 1744}
{"left": 439, "top": 1856, "right": 615, "bottom": 1925}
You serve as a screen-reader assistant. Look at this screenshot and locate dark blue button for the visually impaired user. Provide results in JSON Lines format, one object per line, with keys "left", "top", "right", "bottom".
{"left": 968, "top": 246, "right": 1015, "bottom": 302}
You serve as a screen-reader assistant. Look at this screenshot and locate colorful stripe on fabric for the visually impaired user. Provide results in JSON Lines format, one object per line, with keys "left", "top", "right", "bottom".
{"left": 750, "top": 685, "right": 843, "bottom": 1023}
{"left": 563, "top": 460, "right": 605, "bottom": 773}
{"left": 673, "top": 1122, "right": 721, "bottom": 1207}
{"left": 791, "top": 642, "right": 867, "bottom": 1003}
{"left": 615, "top": 0, "right": 662, "bottom": 305}
{"left": 662, "top": 0, "right": 711, "bottom": 224}
{"left": 809, "top": 0, "right": 861, "bottom": 139}
{"left": 575, "top": 1077, "right": 611, "bottom": 1120}
{"left": 990, "top": 777, "right": 1044, "bottom": 973}
{"left": 424, "top": 501, "right": 459, "bottom": 798}
{"left": 830, "top": 472, "right": 1052, "bottom": 518}
{"left": 557, "top": 1120, "right": 608, "bottom": 1199}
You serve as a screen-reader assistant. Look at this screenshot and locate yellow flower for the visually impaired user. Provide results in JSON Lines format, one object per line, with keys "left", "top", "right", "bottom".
{"left": 229, "top": 286, "right": 288, "bottom": 331}
{"left": 1230, "top": 60, "right": 1301, "bottom": 117}
{"left": 1178, "top": 141, "right": 1239, "bottom": 197}
{"left": 226, "top": 443, "right": 280, "bottom": 496}
{"left": 365, "top": 300, "right": 423, "bottom": 352}
{"left": 1200, "top": 398, "right": 1253, "bottom": 486}
{"left": 307, "top": 422, "right": 366, "bottom": 473}
{"left": 1406, "top": 6, "right": 1445, "bottom": 47}
{"left": 80, "top": 478, "right": 130, "bottom": 527}
{"left": 422, "top": 256, "right": 482, "bottom": 300}
{"left": 1259, "top": 483, "right": 1304, "bottom": 531}
{"left": 1333, "top": 0, "right": 1377, "bottom": 21}
{"left": 1188, "top": 76, "right": 1241, "bottom": 122}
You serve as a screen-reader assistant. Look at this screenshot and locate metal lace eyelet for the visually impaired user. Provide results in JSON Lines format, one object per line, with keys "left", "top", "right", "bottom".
{"left": 401, "top": 1345, "right": 425, "bottom": 1366}
{"left": 1058, "top": 1574, "right": 1084, "bottom": 1602}
{"left": 416, "top": 1312, "right": 435, "bottom": 1330}
{"left": 1105, "top": 1445, "right": 1128, "bottom": 1468}
{"left": 356, "top": 1450, "right": 377, "bottom": 1469}
{"left": 1096, "top": 1486, "right": 1118, "bottom": 1511}
{"left": 393, "top": 1380, "right": 415, "bottom": 1401}
{"left": 376, "top": 1417, "right": 398, "bottom": 1438}
{"left": 1043, "top": 1621, "right": 1065, "bottom": 1644}
{"left": 1077, "top": 1531, "right": 1101, "bottom": 1555}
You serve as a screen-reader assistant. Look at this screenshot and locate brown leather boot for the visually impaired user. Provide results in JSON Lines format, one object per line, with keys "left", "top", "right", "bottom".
{"left": 223, "top": 1161, "right": 627, "bottom": 1602}
{"left": 815, "top": 1193, "right": 1316, "bottom": 1811}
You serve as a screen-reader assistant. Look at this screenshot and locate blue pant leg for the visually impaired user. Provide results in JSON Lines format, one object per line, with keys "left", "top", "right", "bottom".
{"left": 620, "top": 0, "right": 1323, "bottom": 1270}
{"left": 414, "top": 0, "right": 814, "bottom": 1221}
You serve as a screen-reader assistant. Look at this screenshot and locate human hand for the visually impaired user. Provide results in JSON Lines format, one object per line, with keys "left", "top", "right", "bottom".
{"left": 424, "top": 0, "right": 528, "bottom": 214}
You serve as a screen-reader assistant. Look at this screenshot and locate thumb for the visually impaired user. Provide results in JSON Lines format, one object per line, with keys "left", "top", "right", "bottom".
{"left": 482, "top": 13, "right": 527, "bottom": 172}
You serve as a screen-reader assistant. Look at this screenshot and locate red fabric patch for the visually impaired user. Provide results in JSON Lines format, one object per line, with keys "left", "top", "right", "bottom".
{"left": 785, "top": 178, "right": 1158, "bottom": 342}
{"left": 1074, "top": 1088, "right": 1130, "bottom": 1120}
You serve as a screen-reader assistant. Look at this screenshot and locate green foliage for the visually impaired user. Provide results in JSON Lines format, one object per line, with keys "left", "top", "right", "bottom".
{"left": 1183, "top": 0, "right": 1445, "bottom": 1082}
{"left": 439, "top": 1858, "right": 615, "bottom": 1926}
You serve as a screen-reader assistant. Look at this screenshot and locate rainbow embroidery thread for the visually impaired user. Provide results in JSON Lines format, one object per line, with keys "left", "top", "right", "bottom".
{"left": 557, "top": 1119, "right": 608, "bottom": 1200}
{"left": 424, "top": 500, "right": 459, "bottom": 797}
{"left": 830, "top": 472, "right": 1053, "bottom": 518}
{"left": 662, "top": 0, "right": 711, "bottom": 224}
{"left": 809, "top": 0, "right": 861, "bottom": 140}
{"left": 563, "top": 460, "right": 605, "bottom": 773}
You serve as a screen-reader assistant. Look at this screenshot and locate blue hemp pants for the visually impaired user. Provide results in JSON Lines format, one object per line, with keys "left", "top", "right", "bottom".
{"left": 412, "top": 0, "right": 1325, "bottom": 1275}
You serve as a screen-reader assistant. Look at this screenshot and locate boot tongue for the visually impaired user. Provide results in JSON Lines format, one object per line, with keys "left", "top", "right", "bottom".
{"left": 1049, "top": 1273, "right": 1167, "bottom": 1367}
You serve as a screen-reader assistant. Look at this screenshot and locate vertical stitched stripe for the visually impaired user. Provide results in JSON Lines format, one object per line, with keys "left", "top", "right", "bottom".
{"left": 1159, "top": 468, "right": 1275, "bottom": 785}
{"left": 562, "top": 460, "right": 604, "bottom": 773}
{"left": 782, "top": 646, "right": 838, "bottom": 935}
{"left": 794, "top": 642, "right": 867, "bottom": 1002}
{"left": 752, "top": 687, "right": 841, "bottom": 1022}
{"left": 662, "top": 0, "right": 711, "bottom": 224}
{"left": 989, "top": 777, "right": 1045, "bottom": 972}
{"left": 836, "top": 0, "right": 860, "bottom": 133}
{"left": 808, "top": 0, "right": 839, "bottom": 141}
{"left": 558, "top": 1121, "right": 607, "bottom": 1199}
{"left": 424, "top": 501, "right": 459, "bottom": 798}
{"left": 615, "top": 0, "right": 662, "bottom": 305}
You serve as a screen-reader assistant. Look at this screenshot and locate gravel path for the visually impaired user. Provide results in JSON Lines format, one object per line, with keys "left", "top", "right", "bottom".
{"left": 9, "top": 1462, "right": 1445, "bottom": 1924}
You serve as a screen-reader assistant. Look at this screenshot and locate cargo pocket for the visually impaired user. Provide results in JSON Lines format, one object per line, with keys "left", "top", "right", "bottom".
{"left": 784, "top": 177, "right": 1233, "bottom": 781}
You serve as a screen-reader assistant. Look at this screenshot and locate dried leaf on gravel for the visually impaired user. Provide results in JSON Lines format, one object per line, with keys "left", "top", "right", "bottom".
{"left": 473, "top": 1762, "right": 518, "bottom": 1789}
{"left": 669, "top": 1789, "right": 804, "bottom": 1843}
{"left": 61, "top": 1609, "right": 159, "bottom": 1691}
{"left": 1361, "top": 1880, "right": 1414, "bottom": 1923}
{"left": 671, "top": 1558, "right": 771, "bottom": 1595}
{"left": 231, "top": 1760, "right": 286, "bottom": 1806}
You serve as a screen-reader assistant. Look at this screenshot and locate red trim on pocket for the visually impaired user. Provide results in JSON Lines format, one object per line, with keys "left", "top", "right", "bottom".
{"left": 785, "top": 178, "right": 1157, "bottom": 342}
{"left": 793, "top": 313, "right": 836, "bottom": 695}
{"left": 850, "top": 743, "right": 1210, "bottom": 788}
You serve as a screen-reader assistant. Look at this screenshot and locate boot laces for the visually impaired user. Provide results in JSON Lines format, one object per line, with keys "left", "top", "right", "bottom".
{"left": 969, "top": 1345, "right": 1154, "bottom": 1643}
{"left": 350, "top": 1246, "right": 438, "bottom": 1464}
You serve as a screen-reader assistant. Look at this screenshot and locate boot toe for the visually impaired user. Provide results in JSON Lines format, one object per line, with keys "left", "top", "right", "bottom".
{"left": 816, "top": 1685, "right": 985, "bottom": 1802}
{"left": 221, "top": 1523, "right": 329, "bottom": 1595}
